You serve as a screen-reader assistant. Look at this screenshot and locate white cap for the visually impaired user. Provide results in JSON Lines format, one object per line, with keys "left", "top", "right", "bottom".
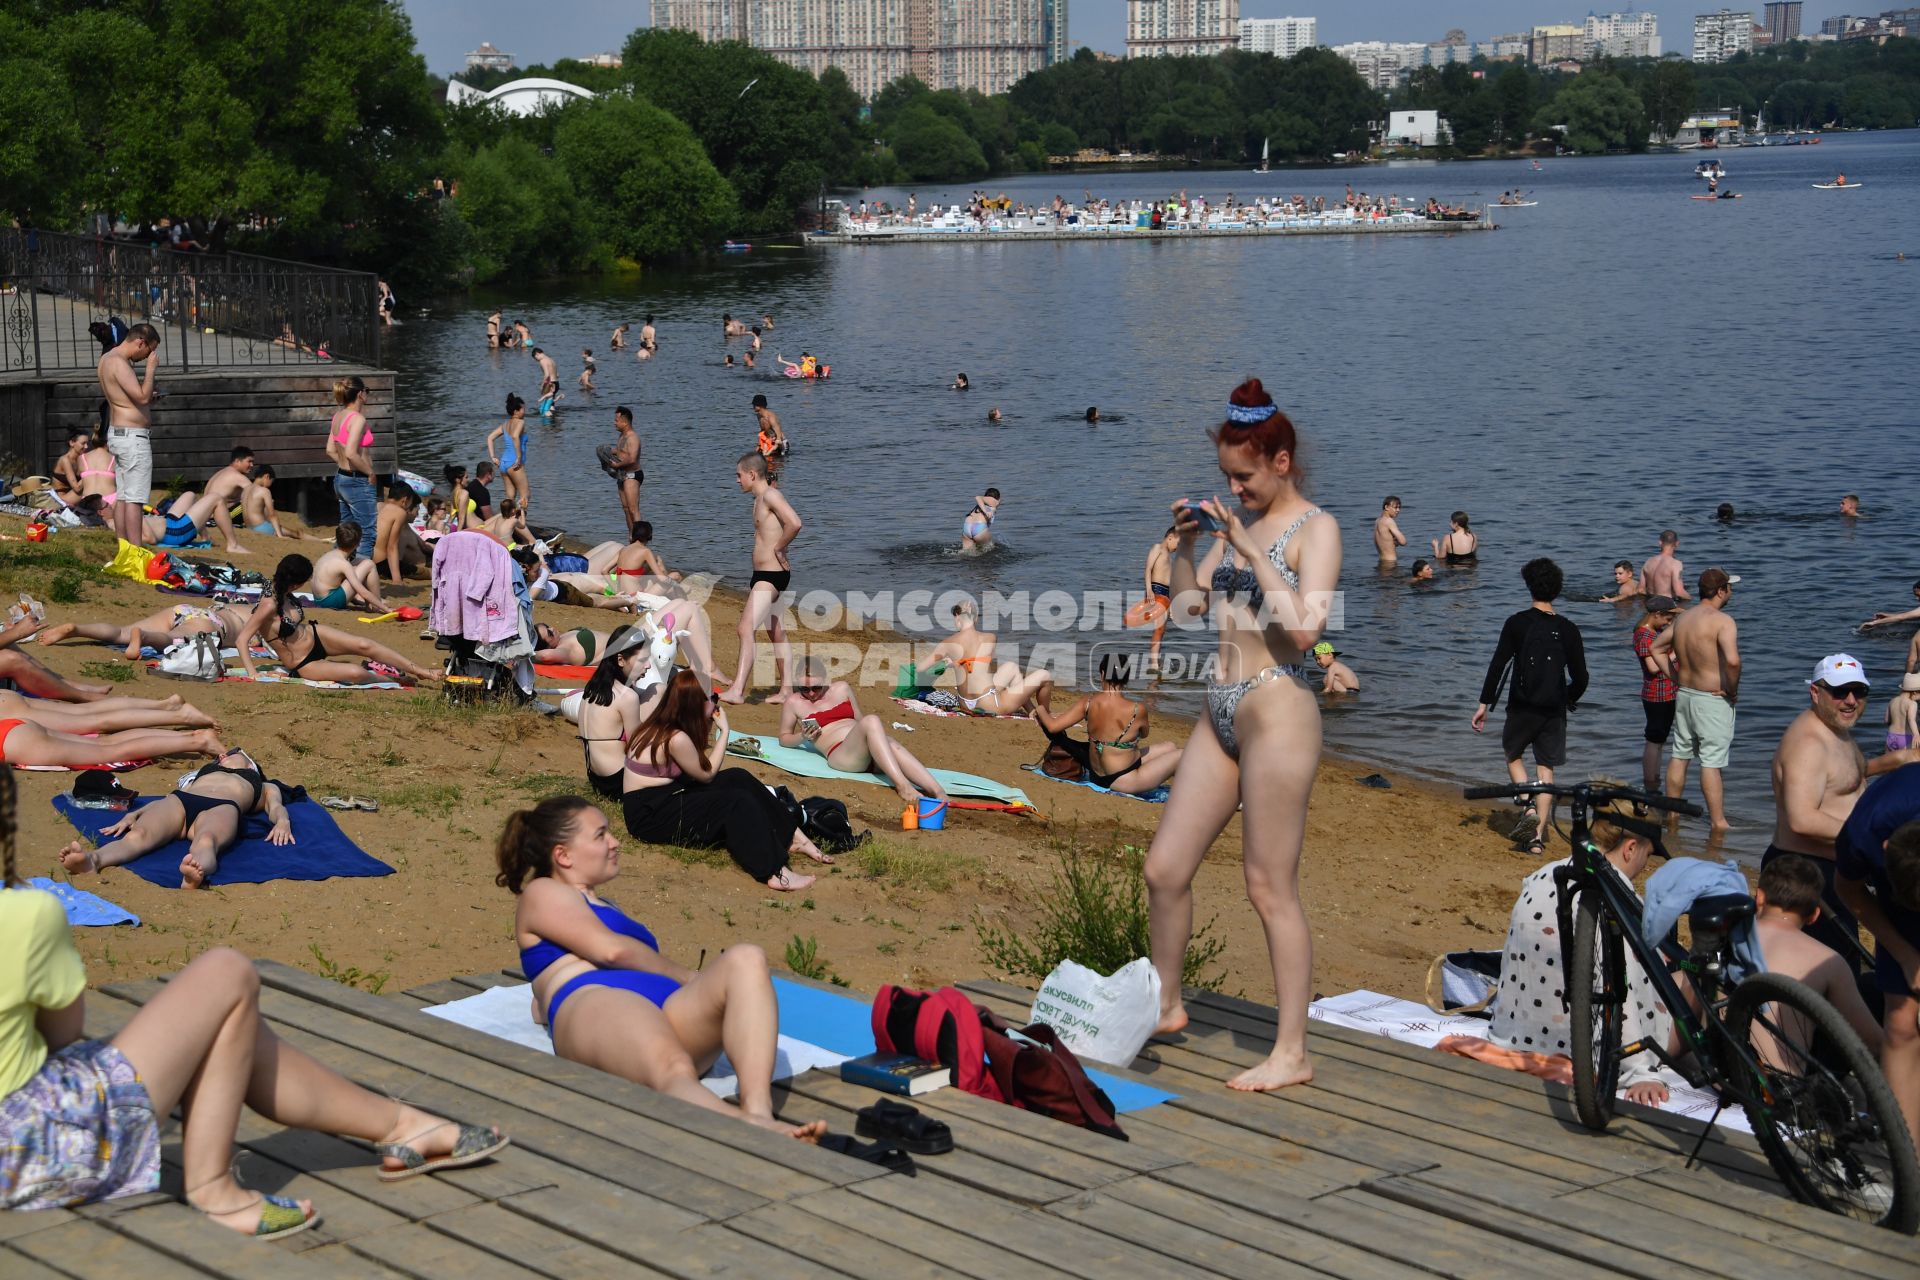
{"left": 1726, "top": 574, "right": 1742, "bottom": 585}
{"left": 1808, "top": 654, "right": 1870, "bottom": 688}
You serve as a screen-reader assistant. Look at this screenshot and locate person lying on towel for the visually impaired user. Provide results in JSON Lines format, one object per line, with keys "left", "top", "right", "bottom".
{"left": 498, "top": 794, "right": 827, "bottom": 1140}
{"left": 59, "top": 748, "right": 290, "bottom": 889}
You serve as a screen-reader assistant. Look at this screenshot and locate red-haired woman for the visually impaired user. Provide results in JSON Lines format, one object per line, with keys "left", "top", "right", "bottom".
{"left": 1146, "top": 379, "right": 1341, "bottom": 1092}
{"left": 622, "top": 670, "right": 828, "bottom": 891}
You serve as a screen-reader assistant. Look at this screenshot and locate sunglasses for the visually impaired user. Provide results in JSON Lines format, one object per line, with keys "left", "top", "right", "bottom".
{"left": 1818, "top": 683, "right": 1869, "bottom": 702}
{"left": 797, "top": 685, "right": 826, "bottom": 698}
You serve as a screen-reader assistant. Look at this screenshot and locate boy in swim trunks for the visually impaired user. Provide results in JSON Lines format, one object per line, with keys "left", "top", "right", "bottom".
{"left": 310, "top": 522, "right": 390, "bottom": 613}
{"left": 241, "top": 466, "right": 291, "bottom": 537}
{"left": 721, "top": 452, "right": 800, "bottom": 704}
{"left": 752, "top": 395, "right": 787, "bottom": 459}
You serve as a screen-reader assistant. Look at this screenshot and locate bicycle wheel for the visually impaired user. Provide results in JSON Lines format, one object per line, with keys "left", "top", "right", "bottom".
{"left": 1721, "top": 971, "right": 1920, "bottom": 1233}
{"left": 1568, "top": 889, "right": 1625, "bottom": 1130}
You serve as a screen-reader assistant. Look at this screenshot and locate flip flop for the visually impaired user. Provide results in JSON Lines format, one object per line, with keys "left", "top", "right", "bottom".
{"left": 817, "top": 1132, "right": 917, "bottom": 1176}
{"left": 855, "top": 1100, "right": 953, "bottom": 1155}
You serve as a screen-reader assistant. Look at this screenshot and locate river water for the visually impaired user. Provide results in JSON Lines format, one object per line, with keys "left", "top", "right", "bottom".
{"left": 387, "top": 132, "right": 1919, "bottom": 857}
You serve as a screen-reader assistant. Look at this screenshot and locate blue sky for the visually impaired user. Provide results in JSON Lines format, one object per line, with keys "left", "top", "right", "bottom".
{"left": 399, "top": 2, "right": 1851, "bottom": 76}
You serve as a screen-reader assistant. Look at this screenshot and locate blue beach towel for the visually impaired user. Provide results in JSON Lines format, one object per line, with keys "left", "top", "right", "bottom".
{"left": 770, "top": 976, "right": 1173, "bottom": 1113}
{"left": 1021, "top": 764, "right": 1168, "bottom": 804}
{"left": 27, "top": 876, "right": 139, "bottom": 927}
{"left": 53, "top": 796, "right": 395, "bottom": 889}
{"left": 727, "top": 732, "right": 1033, "bottom": 808}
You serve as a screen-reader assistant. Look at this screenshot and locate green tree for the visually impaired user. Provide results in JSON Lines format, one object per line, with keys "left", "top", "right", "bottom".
{"left": 1495, "top": 64, "right": 1533, "bottom": 145}
{"left": 889, "top": 104, "right": 988, "bottom": 181}
{"left": 450, "top": 137, "right": 592, "bottom": 282}
{"left": 1534, "top": 74, "right": 1645, "bottom": 153}
{"left": 553, "top": 93, "right": 738, "bottom": 259}
{"left": 1642, "top": 60, "right": 1697, "bottom": 141}
{"left": 0, "top": 24, "right": 86, "bottom": 226}
{"left": 1040, "top": 122, "right": 1080, "bottom": 155}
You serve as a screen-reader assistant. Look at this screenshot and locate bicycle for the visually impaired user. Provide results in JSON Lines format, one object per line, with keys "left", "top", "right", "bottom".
{"left": 1463, "top": 778, "right": 1920, "bottom": 1233}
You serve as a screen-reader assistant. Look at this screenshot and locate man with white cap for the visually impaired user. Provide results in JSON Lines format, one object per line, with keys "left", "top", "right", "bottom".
{"left": 1651, "top": 567, "right": 1740, "bottom": 831}
{"left": 1768, "top": 653, "right": 1875, "bottom": 966}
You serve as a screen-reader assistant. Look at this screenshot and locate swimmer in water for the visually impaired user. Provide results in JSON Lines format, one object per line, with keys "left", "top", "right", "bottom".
{"left": 1311, "top": 641, "right": 1359, "bottom": 693}
{"left": 987, "top": 407, "right": 1002, "bottom": 422}
{"left": 1840, "top": 493, "right": 1861, "bottom": 518}
{"left": 724, "top": 354, "right": 735, "bottom": 367}
{"left": 951, "top": 372, "right": 969, "bottom": 391}
{"left": 962, "top": 488, "right": 1000, "bottom": 553}
{"left": 1085, "top": 407, "right": 1099, "bottom": 424}
{"left": 723, "top": 313, "right": 750, "bottom": 338}
{"left": 1409, "top": 558, "right": 1435, "bottom": 582}
{"left": 753, "top": 394, "right": 788, "bottom": 458}
{"left": 1431, "top": 511, "right": 1477, "bottom": 564}
{"left": 1715, "top": 502, "right": 1736, "bottom": 524}
{"left": 1600, "top": 560, "right": 1642, "bottom": 603}
{"left": 1373, "top": 496, "right": 1406, "bottom": 564}
{"left": 579, "top": 348, "right": 596, "bottom": 390}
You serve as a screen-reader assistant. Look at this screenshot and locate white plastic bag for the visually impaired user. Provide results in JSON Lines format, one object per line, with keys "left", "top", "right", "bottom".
{"left": 1027, "top": 957, "right": 1161, "bottom": 1067}
{"left": 158, "top": 633, "right": 221, "bottom": 680}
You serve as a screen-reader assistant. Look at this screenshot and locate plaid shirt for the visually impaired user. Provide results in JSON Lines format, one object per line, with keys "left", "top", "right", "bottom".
{"left": 1633, "top": 624, "right": 1675, "bottom": 702}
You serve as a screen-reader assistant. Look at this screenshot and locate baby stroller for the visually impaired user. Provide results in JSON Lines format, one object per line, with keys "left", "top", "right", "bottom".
{"left": 429, "top": 530, "right": 535, "bottom": 702}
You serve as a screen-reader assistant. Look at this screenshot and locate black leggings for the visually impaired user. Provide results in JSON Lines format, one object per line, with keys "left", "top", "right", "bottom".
{"left": 622, "top": 769, "right": 793, "bottom": 883}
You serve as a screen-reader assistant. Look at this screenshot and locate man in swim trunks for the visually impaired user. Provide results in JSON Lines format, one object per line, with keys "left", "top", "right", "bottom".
{"left": 721, "top": 452, "right": 800, "bottom": 704}
{"left": 1651, "top": 567, "right": 1740, "bottom": 831}
{"left": 97, "top": 321, "right": 162, "bottom": 544}
{"left": 598, "top": 407, "right": 644, "bottom": 531}
{"left": 1641, "top": 530, "right": 1689, "bottom": 603}
{"left": 1144, "top": 526, "right": 1177, "bottom": 668}
{"left": 533, "top": 347, "right": 559, "bottom": 401}
{"left": 310, "top": 522, "right": 390, "bottom": 612}
{"left": 752, "top": 395, "right": 787, "bottom": 459}
{"left": 1372, "top": 496, "right": 1406, "bottom": 564}
{"left": 1768, "top": 653, "right": 1879, "bottom": 971}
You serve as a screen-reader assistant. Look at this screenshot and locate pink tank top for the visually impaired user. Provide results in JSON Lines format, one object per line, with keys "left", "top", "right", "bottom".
{"left": 331, "top": 408, "right": 372, "bottom": 450}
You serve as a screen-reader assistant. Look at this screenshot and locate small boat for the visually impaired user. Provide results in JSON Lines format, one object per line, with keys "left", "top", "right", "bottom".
{"left": 1252, "top": 137, "right": 1270, "bottom": 174}
{"left": 1813, "top": 181, "right": 1862, "bottom": 189}
{"left": 1690, "top": 193, "right": 1742, "bottom": 200}
{"left": 721, "top": 241, "right": 753, "bottom": 252}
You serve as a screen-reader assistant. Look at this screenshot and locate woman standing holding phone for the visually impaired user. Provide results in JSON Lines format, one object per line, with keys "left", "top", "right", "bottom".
{"left": 326, "top": 377, "right": 378, "bottom": 559}
{"left": 1145, "top": 379, "right": 1340, "bottom": 1092}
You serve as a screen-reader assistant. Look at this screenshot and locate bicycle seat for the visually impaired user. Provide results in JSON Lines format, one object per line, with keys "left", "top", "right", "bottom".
{"left": 1687, "top": 893, "right": 1756, "bottom": 934}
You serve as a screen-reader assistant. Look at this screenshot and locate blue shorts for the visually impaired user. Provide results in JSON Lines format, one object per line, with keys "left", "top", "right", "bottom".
{"left": 313, "top": 587, "right": 349, "bottom": 610}
{"left": 157, "top": 514, "right": 198, "bottom": 547}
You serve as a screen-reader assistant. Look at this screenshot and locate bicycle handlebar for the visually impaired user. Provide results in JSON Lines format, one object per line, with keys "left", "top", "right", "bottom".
{"left": 1461, "top": 781, "right": 1703, "bottom": 818}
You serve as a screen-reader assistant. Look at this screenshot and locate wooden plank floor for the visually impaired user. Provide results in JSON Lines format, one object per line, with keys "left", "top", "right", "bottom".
{"left": 12, "top": 961, "right": 1918, "bottom": 1279}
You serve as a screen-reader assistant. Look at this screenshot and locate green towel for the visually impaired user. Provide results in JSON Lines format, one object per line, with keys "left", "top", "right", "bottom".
{"left": 726, "top": 732, "right": 1032, "bottom": 807}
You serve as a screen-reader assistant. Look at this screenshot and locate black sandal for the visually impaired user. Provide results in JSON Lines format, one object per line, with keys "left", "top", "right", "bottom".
{"left": 855, "top": 1099, "right": 954, "bottom": 1155}
{"left": 817, "top": 1132, "right": 917, "bottom": 1176}
{"left": 1525, "top": 836, "right": 1546, "bottom": 857}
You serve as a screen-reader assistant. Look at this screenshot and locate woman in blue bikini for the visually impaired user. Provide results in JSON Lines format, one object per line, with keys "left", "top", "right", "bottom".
{"left": 1145, "top": 378, "right": 1341, "bottom": 1093}
{"left": 485, "top": 393, "right": 530, "bottom": 512}
{"left": 498, "top": 796, "right": 828, "bottom": 1141}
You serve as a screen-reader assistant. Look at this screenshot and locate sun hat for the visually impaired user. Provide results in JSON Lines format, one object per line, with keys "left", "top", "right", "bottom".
{"left": 1312, "top": 641, "right": 1338, "bottom": 658}
{"left": 1807, "top": 654, "right": 1870, "bottom": 688}
{"left": 1901, "top": 672, "right": 1920, "bottom": 693}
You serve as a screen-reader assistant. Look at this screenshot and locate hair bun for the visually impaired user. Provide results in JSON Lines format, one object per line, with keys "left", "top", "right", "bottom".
{"left": 1228, "top": 378, "right": 1273, "bottom": 409}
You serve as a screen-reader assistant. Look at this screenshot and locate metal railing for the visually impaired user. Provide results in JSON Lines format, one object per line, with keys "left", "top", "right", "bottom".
{"left": 0, "top": 228, "right": 382, "bottom": 377}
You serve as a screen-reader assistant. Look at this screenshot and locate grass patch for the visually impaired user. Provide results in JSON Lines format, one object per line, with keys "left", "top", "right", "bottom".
{"left": 844, "top": 840, "right": 956, "bottom": 893}
{"left": 47, "top": 571, "right": 84, "bottom": 603}
{"left": 513, "top": 772, "right": 582, "bottom": 798}
{"left": 655, "top": 841, "right": 731, "bottom": 870}
{"left": 78, "top": 660, "right": 136, "bottom": 683}
{"left": 975, "top": 837, "right": 1228, "bottom": 992}
{"left": 305, "top": 943, "right": 390, "bottom": 995}
{"left": 784, "top": 934, "right": 830, "bottom": 981}
{"left": 382, "top": 782, "right": 463, "bottom": 816}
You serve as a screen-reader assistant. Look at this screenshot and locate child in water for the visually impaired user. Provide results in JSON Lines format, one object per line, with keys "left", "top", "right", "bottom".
{"left": 961, "top": 488, "right": 1001, "bottom": 553}
{"left": 1889, "top": 673, "right": 1920, "bottom": 753}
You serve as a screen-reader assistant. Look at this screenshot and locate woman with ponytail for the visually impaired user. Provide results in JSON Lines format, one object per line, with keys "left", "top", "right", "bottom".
{"left": 577, "top": 632, "right": 650, "bottom": 798}
{"left": 1145, "top": 378, "right": 1341, "bottom": 1092}
{"left": 326, "top": 376, "right": 378, "bottom": 559}
{"left": 234, "top": 555, "right": 437, "bottom": 684}
{"left": 497, "top": 795, "right": 826, "bottom": 1140}
{"left": 1, "top": 770, "right": 507, "bottom": 1234}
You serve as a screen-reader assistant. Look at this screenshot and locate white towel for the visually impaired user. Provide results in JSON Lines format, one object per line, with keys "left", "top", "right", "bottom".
{"left": 421, "top": 982, "right": 849, "bottom": 1099}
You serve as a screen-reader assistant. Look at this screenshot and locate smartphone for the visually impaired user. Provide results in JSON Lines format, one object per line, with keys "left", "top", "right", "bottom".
{"left": 1181, "top": 500, "right": 1221, "bottom": 534}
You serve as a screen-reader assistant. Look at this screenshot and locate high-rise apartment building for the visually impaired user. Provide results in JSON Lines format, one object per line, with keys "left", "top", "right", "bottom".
{"left": 1584, "top": 10, "right": 1663, "bottom": 58}
{"left": 1819, "top": 14, "right": 1852, "bottom": 34}
{"left": 1762, "top": 1, "right": 1803, "bottom": 41}
{"left": 1237, "top": 15, "right": 1316, "bottom": 57}
{"left": 1529, "top": 23, "right": 1586, "bottom": 62}
{"left": 1693, "top": 8, "right": 1755, "bottom": 61}
{"left": 1126, "top": 0, "right": 1241, "bottom": 58}
{"left": 651, "top": 0, "right": 1061, "bottom": 98}
{"left": 1329, "top": 40, "right": 1424, "bottom": 89}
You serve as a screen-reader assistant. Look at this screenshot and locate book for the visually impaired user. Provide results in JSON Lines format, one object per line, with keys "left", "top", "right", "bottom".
{"left": 838, "top": 1052, "right": 951, "bottom": 1096}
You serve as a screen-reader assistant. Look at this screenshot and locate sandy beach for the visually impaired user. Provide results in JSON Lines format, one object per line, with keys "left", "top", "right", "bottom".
{"left": 9, "top": 519, "right": 1557, "bottom": 1010}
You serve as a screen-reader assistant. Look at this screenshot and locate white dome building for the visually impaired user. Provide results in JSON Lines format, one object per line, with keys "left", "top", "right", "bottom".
{"left": 446, "top": 77, "right": 595, "bottom": 117}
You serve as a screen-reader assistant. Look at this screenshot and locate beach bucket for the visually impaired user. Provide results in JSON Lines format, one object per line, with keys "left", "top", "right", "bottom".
{"left": 916, "top": 797, "right": 948, "bottom": 830}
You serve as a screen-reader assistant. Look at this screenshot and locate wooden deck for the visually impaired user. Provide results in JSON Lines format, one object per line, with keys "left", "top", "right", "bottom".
{"left": 15, "top": 961, "right": 1918, "bottom": 1279}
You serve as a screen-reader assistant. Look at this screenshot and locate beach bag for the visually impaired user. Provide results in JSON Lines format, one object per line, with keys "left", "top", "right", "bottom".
{"left": 102, "top": 539, "right": 159, "bottom": 583}
{"left": 1038, "top": 740, "right": 1083, "bottom": 781}
{"left": 798, "top": 796, "right": 866, "bottom": 855}
{"left": 158, "top": 633, "right": 222, "bottom": 681}
{"left": 979, "top": 1010, "right": 1127, "bottom": 1140}
{"left": 442, "top": 653, "right": 529, "bottom": 704}
{"left": 1424, "top": 949, "right": 1501, "bottom": 1016}
{"left": 1027, "top": 958, "right": 1160, "bottom": 1067}
{"left": 872, "top": 984, "right": 1004, "bottom": 1102}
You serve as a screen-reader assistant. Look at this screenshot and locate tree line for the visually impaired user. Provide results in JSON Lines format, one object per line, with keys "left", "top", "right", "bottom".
{"left": 3, "top": 3, "right": 1914, "bottom": 291}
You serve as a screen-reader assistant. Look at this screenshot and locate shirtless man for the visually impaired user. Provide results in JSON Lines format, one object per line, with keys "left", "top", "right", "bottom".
{"left": 311, "top": 523, "right": 389, "bottom": 612}
{"left": 752, "top": 395, "right": 787, "bottom": 458}
{"left": 373, "top": 487, "right": 427, "bottom": 583}
{"left": 1651, "top": 567, "right": 1739, "bottom": 830}
{"left": 1841, "top": 493, "right": 1861, "bottom": 518}
{"left": 610, "top": 322, "right": 628, "bottom": 350}
{"left": 597, "top": 407, "right": 643, "bottom": 531}
{"left": 720, "top": 452, "right": 800, "bottom": 704}
{"left": 1372, "top": 496, "right": 1406, "bottom": 563}
{"left": 196, "top": 446, "right": 256, "bottom": 553}
{"left": 532, "top": 347, "right": 560, "bottom": 401}
{"left": 52, "top": 427, "right": 90, "bottom": 501}
{"left": 1144, "top": 527, "right": 1176, "bottom": 668}
{"left": 97, "top": 321, "right": 163, "bottom": 544}
{"left": 1766, "top": 653, "right": 1919, "bottom": 967}
{"left": 1641, "top": 530, "right": 1689, "bottom": 603}
{"left": 722, "top": 313, "right": 750, "bottom": 338}
{"left": 1858, "top": 579, "right": 1920, "bottom": 635}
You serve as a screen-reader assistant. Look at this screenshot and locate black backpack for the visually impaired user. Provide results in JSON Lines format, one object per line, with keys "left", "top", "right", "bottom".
{"left": 799, "top": 796, "right": 869, "bottom": 855}
{"left": 1513, "top": 613, "right": 1572, "bottom": 709}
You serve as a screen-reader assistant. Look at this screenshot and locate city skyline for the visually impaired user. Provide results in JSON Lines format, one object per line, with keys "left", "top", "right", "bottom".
{"left": 401, "top": 0, "right": 1865, "bottom": 77}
